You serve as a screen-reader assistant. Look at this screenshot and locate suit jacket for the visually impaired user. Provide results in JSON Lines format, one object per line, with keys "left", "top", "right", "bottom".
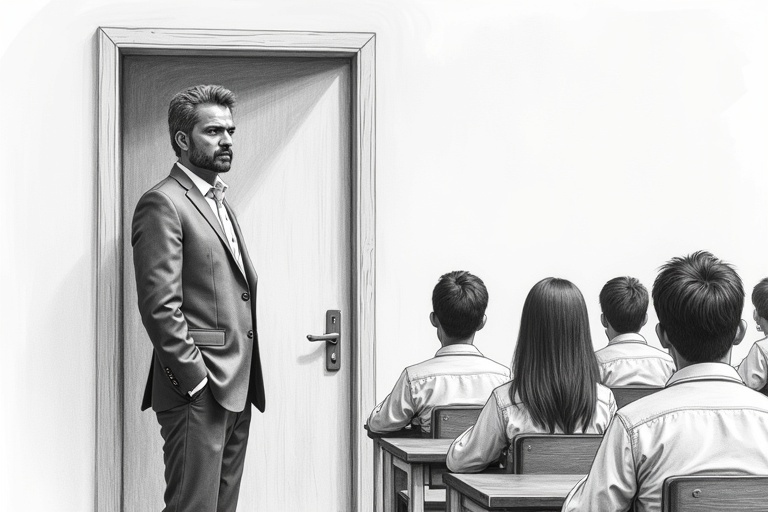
{"left": 132, "top": 164, "right": 265, "bottom": 413}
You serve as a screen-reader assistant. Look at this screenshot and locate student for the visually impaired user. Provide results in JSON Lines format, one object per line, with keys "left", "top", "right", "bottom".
{"left": 595, "top": 276, "right": 676, "bottom": 387}
{"left": 446, "top": 278, "right": 616, "bottom": 473}
{"left": 366, "top": 271, "right": 510, "bottom": 435}
{"left": 736, "top": 278, "right": 768, "bottom": 391}
{"left": 562, "top": 251, "right": 768, "bottom": 512}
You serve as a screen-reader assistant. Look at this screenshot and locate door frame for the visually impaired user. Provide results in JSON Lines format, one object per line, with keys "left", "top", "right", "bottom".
{"left": 95, "top": 27, "right": 376, "bottom": 512}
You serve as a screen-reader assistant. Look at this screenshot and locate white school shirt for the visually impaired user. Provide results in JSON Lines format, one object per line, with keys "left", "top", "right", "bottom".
{"left": 736, "top": 336, "right": 768, "bottom": 391}
{"left": 561, "top": 363, "right": 768, "bottom": 512}
{"left": 177, "top": 163, "right": 244, "bottom": 396}
{"left": 366, "top": 344, "right": 510, "bottom": 435}
{"left": 595, "top": 333, "right": 676, "bottom": 387}
{"left": 446, "top": 381, "right": 616, "bottom": 473}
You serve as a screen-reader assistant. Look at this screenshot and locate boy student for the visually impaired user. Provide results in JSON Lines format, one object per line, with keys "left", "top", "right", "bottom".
{"left": 562, "top": 251, "right": 768, "bottom": 512}
{"left": 736, "top": 278, "right": 768, "bottom": 391}
{"left": 366, "top": 271, "right": 510, "bottom": 435}
{"left": 594, "top": 276, "right": 676, "bottom": 387}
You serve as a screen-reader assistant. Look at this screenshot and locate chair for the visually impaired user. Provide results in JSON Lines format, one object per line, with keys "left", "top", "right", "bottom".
{"left": 396, "top": 405, "right": 483, "bottom": 511}
{"left": 509, "top": 434, "right": 603, "bottom": 474}
{"left": 663, "top": 475, "right": 768, "bottom": 511}
{"left": 431, "top": 405, "right": 484, "bottom": 439}
{"left": 610, "top": 386, "right": 663, "bottom": 408}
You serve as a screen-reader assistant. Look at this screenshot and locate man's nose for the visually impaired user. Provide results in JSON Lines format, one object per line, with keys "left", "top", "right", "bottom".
{"left": 220, "top": 132, "right": 233, "bottom": 146}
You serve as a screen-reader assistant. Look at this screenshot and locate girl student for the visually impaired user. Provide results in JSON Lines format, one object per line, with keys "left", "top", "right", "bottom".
{"left": 446, "top": 277, "right": 617, "bottom": 473}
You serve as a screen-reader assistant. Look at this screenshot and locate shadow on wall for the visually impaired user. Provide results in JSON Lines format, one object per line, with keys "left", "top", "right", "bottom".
{"left": 121, "top": 55, "right": 349, "bottom": 207}
{"left": 24, "top": 255, "right": 94, "bottom": 502}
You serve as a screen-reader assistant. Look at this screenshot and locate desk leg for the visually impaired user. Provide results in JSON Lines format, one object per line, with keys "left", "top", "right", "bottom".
{"left": 374, "top": 439, "right": 383, "bottom": 512}
{"left": 445, "top": 486, "right": 461, "bottom": 512}
{"left": 382, "top": 450, "right": 395, "bottom": 512}
{"left": 407, "top": 463, "right": 425, "bottom": 512}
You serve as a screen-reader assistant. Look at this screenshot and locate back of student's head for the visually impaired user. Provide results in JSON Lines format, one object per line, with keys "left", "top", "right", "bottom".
{"left": 753, "top": 278, "right": 768, "bottom": 320}
{"left": 652, "top": 251, "right": 744, "bottom": 363}
{"left": 511, "top": 277, "right": 599, "bottom": 434}
{"left": 432, "top": 271, "right": 488, "bottom": 339}
{"left": 599, "top": 276, "right": 649, "bottom": 334}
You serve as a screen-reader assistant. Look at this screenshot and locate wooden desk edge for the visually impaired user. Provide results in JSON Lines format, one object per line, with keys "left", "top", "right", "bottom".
{"left": 378, "top": 438, "right": 452, "bottom": 463}
{"left": 443, "top": 473, "right": 584, "bottom": 508}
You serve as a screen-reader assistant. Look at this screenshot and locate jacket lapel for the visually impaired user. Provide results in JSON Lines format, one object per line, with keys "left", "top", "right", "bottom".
{"left": 169, "top": 164, "right": 248, "bottom": 282}
{"left": 226, "top": 200, "right": 258, "bottom": 288}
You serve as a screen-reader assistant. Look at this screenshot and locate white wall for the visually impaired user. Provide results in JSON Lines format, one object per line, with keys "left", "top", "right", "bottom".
{"left": 1, "top": 0, "right": 767, "bottom": 510}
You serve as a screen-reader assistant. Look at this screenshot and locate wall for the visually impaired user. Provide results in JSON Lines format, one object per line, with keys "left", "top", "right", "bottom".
{"left": 1, "top": 0, "right": 767, "bottom": 510}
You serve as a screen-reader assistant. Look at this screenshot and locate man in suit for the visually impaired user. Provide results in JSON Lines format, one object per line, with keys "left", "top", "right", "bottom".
{"left": 132, "top": 84, "right": 265, "bottom": 512}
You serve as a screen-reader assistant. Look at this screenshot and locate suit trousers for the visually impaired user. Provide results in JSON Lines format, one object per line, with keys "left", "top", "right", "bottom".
{"left": 156, "top": 385, "right": 252, "bottom": 512}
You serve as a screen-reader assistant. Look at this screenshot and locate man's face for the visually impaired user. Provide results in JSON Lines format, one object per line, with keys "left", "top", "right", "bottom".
{"left": 186, "top": 104, "right": 235, "bottom": 173}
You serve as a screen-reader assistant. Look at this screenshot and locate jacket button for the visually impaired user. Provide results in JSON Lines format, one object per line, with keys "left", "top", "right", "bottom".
{"left": 247, "top": 330, "right": 254, "bottom": 339}
{"left": 242, "top": 292, "right": 250, "bottom": 301}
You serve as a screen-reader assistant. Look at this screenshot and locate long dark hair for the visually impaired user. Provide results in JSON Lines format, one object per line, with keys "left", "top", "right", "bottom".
{"left": 510, "top": 278, "right": 600, "bottom": 434}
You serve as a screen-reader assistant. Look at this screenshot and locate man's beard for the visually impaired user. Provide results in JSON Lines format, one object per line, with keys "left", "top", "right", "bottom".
{"left": 188, "top": 140, "right": 233, "bottom": 173}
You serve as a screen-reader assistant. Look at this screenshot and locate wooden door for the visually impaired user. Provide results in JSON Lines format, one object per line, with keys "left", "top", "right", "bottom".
{"left": 121, "top": 55, "right": 353, "bottom": 510}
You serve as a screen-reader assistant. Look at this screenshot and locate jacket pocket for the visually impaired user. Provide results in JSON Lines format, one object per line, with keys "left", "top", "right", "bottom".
{"left": 189, "top": 328, "right": 226, "bottom": 346}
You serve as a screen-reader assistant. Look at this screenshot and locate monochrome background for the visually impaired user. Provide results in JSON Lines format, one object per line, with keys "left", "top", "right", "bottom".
{"left": 1, "top": 0, "right": 767, "bottom": 510}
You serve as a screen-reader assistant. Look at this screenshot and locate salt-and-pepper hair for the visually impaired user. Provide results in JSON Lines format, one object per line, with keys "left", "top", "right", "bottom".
{"left": 168, "top": 85, "right": 236, "bottom": 157}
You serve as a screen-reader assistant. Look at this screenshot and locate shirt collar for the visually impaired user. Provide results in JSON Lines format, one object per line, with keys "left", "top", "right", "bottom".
{"left": 177, "top": 162, "right": 228, "bottom": 197}
{"left": 607, "top": 332, "right": 648, "bottom": 346}
{"left": 665, "top": 362, "right": 745, "bottom": 387}
{"left": 435, "top": 344, "right": 484, "bottom": 357}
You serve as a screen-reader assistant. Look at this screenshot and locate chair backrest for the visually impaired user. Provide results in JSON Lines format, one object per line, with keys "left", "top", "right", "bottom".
{"left": 663, "top": 475, "right": 768, "bottom": 511}
{"left": 509, "top": 434, "right": 603, "bottom": 474}
{"left": 430, "top": 405, "right": 483, "bottom": 439}
{"left": 610, "top": 386, "right": 663, "bottom": 408}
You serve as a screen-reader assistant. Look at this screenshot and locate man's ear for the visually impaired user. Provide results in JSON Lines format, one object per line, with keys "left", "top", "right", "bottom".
{"left": 733, "top": 319, "right": 748, "bottom": 346}
{"left": 429, "top": 312, "right": 439, "bottom": 328}
{"left": 175, "top": 131, "right": 190, "bottom": 152}
{"left": 476, "top": 315, "right": 487, "bottom": 331}
{"left": 656, "top": 323, "right": 670, "bottom": 349}
{"left": 641, "top": 314, "right": 648, "bottom": 328}
{"left": 600, "top": 314, "right": 608, "bottom": 329}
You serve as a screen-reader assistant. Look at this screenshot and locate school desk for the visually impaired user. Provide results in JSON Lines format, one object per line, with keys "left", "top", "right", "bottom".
{"left": 443, "top": 473, "right": 584, "bottom": 511}
{"left": 378, "top": 437, "right": 454, "bottom": 512}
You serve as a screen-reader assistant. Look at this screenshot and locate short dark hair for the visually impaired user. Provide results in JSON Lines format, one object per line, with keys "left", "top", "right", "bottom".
{"left": 652, "top": 251, "right": 744, "bottom": 363}
{"left": 432, "top": 271, "right": 489, "bottom": 338}
{"left": 753, "top": 278, "right": 768, "bottom": 320}
{"left": 599, "top": 276, "right": 649, "bottom": 334}
{"left": 168, "top": 85, "right": 236, "bottom": 156}
{"left": 512, "top": 278, "right": 599, "bottom": 434}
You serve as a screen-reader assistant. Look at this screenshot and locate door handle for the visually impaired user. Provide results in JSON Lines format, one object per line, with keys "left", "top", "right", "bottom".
{"left": 306, "top": 310, "right": 341, "bottom": 371}
{"left": 306, "top": 333, "right": 339, "bottom": 344}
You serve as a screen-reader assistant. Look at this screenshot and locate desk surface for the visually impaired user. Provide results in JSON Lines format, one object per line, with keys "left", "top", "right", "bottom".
{"left": 443, "top": 473, "right": 584, "bottom": 509}
{"left": 378, "top": 438, "right": 453, "bottom": 463}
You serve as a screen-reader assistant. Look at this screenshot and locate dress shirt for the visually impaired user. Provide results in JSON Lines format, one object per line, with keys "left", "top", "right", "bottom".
{"left": 736, "top": 336, "right": 768, "bottom": 391}
{"left": 447, "top": 381, "right": 616, "bottom": 473}
{"left": 595, "top": 333, "right": 676, "bottom": 387}
{"left": 176, "top": 163, "right": 244, "bottom": 396}
{"left": 561, "top": 363, "right": 768, "bottom": 512}
{"left": 366, "top": 344, "right": 510, "bottom": 435}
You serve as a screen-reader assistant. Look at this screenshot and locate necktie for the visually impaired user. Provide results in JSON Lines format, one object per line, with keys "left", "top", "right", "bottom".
{"left": 209, "top": 181, "right": 226, "bottom": 205}
{"left": 206, "top": 183, "right": 244, "bottom": 272}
